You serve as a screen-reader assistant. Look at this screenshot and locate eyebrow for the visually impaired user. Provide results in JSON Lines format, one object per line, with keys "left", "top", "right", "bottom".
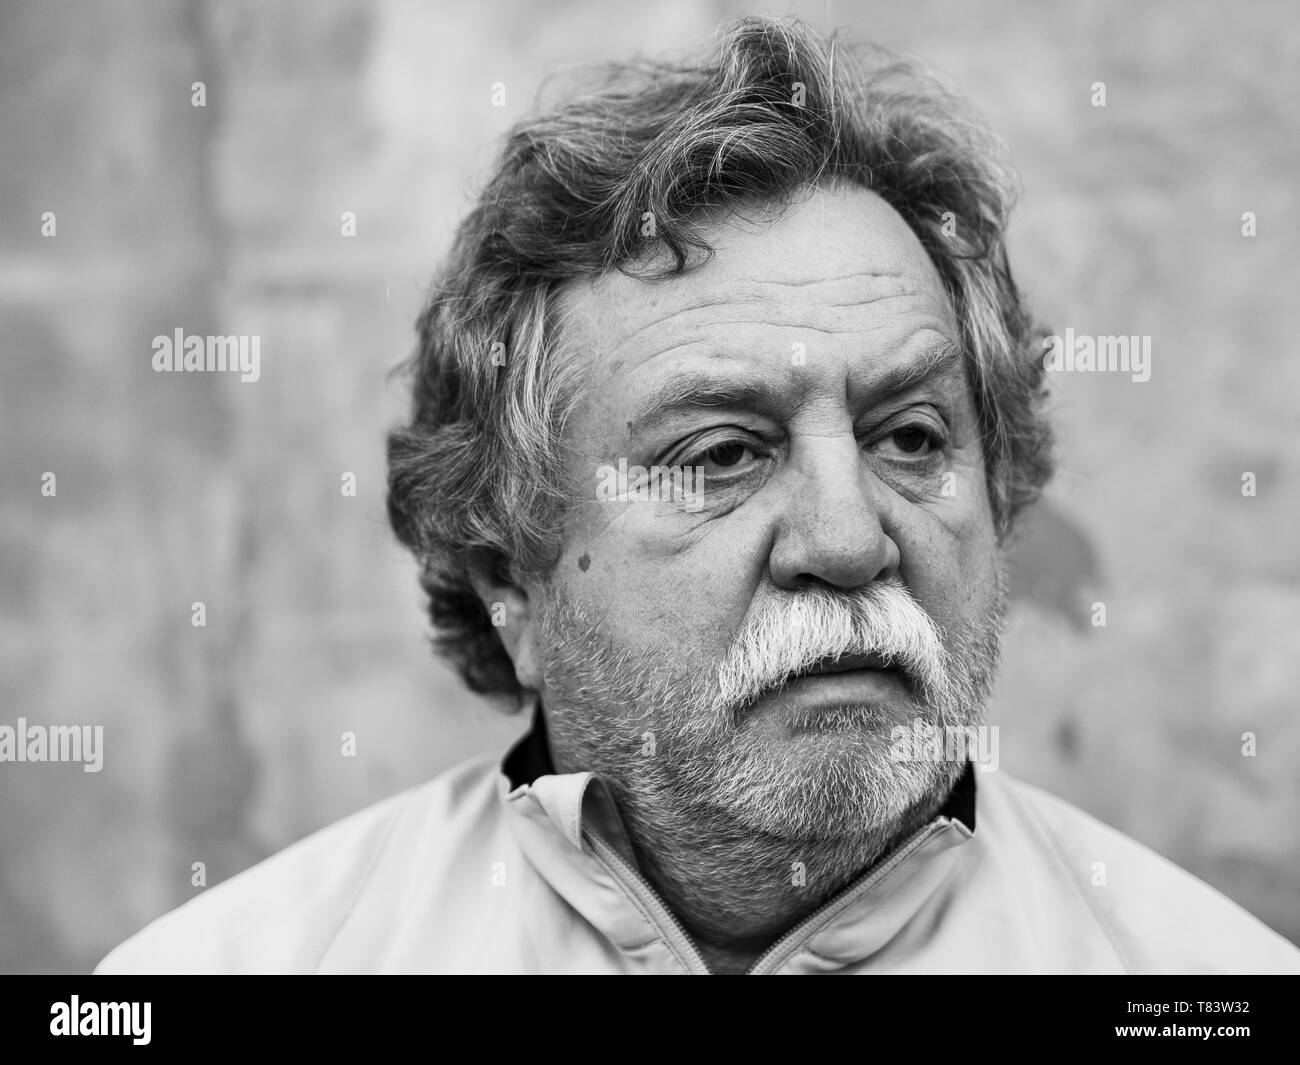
{"left": 623, "top": 340, "right": 964, "bottom": 442}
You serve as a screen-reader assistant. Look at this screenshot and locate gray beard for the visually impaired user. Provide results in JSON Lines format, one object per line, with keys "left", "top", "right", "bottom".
{"left": 534, "top": 573, "right": 1007, "bottom": 948}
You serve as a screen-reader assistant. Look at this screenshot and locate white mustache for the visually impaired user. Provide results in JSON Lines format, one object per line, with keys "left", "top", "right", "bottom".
{"left": 713, "top": 578, "right": 949, "bottom": 715}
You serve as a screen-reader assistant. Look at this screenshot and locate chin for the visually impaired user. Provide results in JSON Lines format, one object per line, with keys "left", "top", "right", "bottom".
{"left": 704, "top": 737, "right": 950, "bottom": 843}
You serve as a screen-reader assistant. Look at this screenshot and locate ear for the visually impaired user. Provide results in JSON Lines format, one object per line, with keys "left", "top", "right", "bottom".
{"left": 470, "top": 568, "right": 543, "bottom": 692}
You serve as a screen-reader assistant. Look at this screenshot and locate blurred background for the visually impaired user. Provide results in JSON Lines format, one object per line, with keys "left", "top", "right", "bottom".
{"left": 1, "top": 0, "right": 1296, "bottom": 973}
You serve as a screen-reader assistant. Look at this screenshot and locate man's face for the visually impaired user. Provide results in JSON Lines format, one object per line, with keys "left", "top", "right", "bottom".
{"left": 522, "top": 184, "right": 1006, "bottom": 844}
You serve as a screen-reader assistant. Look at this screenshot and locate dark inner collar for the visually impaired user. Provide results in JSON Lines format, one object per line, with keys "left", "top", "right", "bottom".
{"left": 502, "top": 700, "right": 557, "bottom": 789}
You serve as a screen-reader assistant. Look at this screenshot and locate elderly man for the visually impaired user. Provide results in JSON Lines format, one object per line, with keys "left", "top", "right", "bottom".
{"left": 99, "top": 15, "right": 1298, "bottom": 975}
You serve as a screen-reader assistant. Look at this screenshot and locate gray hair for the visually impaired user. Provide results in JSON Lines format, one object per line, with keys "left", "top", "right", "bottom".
{"left": 386, "top": 13, "right": 1054, "bottom": 702}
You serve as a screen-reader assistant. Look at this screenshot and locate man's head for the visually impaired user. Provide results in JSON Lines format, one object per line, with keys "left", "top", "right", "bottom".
{"left": 388, "top": 15, "right": 1052, "bottom": 847}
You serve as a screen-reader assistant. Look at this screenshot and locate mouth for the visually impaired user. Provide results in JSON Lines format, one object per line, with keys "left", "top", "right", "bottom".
{"left": 788, "top": 651, "right": 898, "bottom": 681}
{"left": 740, "top": 651, "right": 908, "bottom": 726}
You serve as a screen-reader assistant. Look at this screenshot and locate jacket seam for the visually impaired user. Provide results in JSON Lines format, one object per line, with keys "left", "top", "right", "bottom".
{"left": 1017, "top": 787, "right": 1134, "bottom": 974}
{"left": 308, "top": 788, "right": 416, "bottom": 973}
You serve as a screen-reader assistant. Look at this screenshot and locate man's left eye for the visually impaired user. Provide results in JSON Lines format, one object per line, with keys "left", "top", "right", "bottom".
{"left": 882, "top": 426, "right": 936, "bottom": 455}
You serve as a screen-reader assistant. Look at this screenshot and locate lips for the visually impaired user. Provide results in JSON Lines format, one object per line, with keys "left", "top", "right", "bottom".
{"left": 749, "top": 651, "right": 909, "bottom": 720}
{"left": 793, "top": 651, "right": 896, "bottom": 678}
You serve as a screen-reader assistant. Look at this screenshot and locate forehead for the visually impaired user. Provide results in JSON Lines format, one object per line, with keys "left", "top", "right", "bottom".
{"left": 554, "top": 185, "right": 962, "bottom": 441}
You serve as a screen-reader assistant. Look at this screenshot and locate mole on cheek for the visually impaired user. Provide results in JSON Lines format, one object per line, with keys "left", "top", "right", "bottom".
{"left": 578, "top": 552, "right": 591, "bottom": 572}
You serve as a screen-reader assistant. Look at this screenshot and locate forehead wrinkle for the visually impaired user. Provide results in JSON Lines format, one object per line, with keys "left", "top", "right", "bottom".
{"left": 623, "top": 293, "right": 945, "bottom": 375}
{"left": 616, "top": 269, "right": 920, "bottom": 346}
{"left": 715, "top": 267, "right": 910, "bottom": 290}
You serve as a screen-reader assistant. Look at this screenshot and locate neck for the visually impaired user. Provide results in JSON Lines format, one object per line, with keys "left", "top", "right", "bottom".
{"left": 610, "top": 783, "right": 951, "bottom": 974}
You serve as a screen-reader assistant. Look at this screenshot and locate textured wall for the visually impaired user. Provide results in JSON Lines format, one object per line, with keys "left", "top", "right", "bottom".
{"left": 1, "top": 0, "right": 1295, "bottom": 973}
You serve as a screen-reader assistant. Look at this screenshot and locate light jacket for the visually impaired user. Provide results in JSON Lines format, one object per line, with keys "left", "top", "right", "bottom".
{"left": 96, "top": 713, "right": 1300, "bottom": 974}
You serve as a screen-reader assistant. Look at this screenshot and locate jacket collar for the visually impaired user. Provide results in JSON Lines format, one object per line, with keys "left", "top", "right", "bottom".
{"left": 500, "top": 700, "right": 976, "bottom": 972}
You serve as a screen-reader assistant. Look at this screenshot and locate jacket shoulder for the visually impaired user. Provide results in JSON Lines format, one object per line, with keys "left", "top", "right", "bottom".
{"left": 95, "top": 753, "right": 501, "bottom": 974}
{"left": 992, "top": 773, "right": 1300, "bottom": 974}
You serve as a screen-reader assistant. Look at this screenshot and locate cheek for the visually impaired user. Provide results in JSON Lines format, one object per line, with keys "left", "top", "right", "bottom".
{"left": 892, "top": 485, "right": 999, "bottom": 634}
{"left": 557, "top": 506, "right": 763, "bottom": 670}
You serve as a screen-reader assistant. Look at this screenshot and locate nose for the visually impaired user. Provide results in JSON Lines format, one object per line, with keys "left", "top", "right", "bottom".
{"left": 768, "top": 429, "right": 901, "bottom": 592}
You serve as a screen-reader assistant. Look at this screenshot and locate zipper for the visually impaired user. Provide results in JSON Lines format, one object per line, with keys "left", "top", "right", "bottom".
{"left": 586, "top": 815, "right": 955, "bottom": 975}
{"left": 585, "top": 829, "right": 713, "bottom": 975}
{"left": 745, "top": 818, "right": 951, "bottom": 975}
